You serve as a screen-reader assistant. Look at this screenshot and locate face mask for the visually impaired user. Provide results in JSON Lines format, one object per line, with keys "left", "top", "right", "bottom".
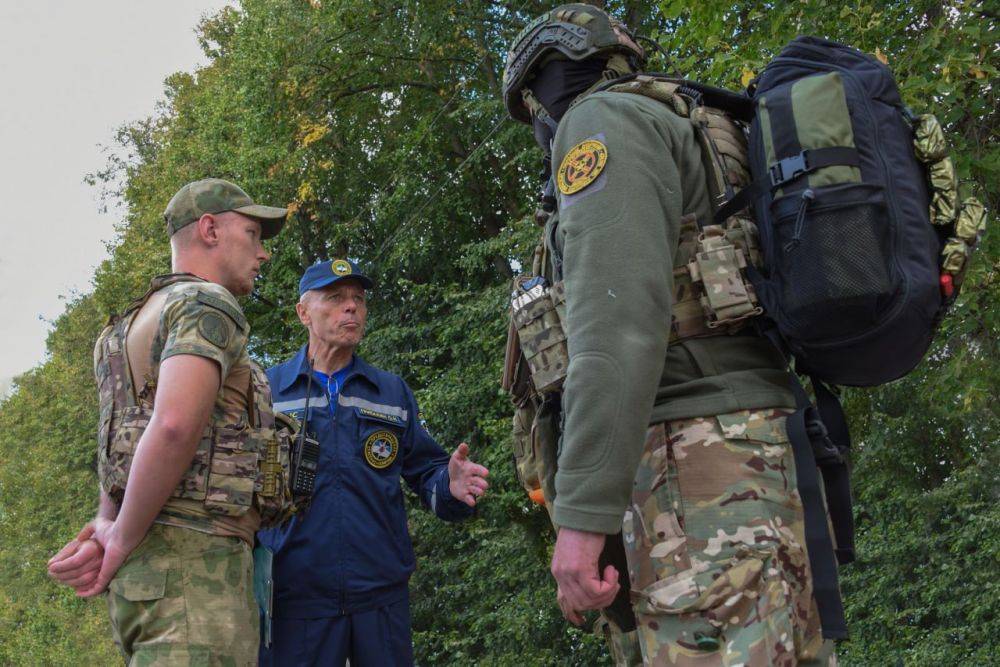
{"left": 532, "top": 113, "right": 558, "bottom": 156}
{"left": 527, "top": 56, "right": 608, "bottom": 122}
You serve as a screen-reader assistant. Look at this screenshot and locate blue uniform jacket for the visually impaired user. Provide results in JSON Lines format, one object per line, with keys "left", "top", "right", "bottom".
{"left": 257, "top": 346, "right": 473, "bottom": 618}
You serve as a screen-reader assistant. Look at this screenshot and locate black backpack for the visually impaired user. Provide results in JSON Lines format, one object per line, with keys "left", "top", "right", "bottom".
{"left": 720, "top": 35, "right": 958, "bottom": 386}
{"left": 714, "top": 35, "right": 986, "bottom": 641}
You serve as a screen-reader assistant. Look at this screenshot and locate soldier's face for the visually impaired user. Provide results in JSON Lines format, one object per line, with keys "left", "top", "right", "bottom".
{"left": 216, "top": 212, "right": 269, "bottom": 296}
{"left": 298, "top": 280, "right": 368, "bottom": 350}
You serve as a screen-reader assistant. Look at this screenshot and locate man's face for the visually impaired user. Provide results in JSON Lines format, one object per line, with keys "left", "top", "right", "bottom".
{"left": 297, "top": 279, "right": 368, "bottom": 350}
{"left": 215, "top": 212, "right": 269, "bottom": 296}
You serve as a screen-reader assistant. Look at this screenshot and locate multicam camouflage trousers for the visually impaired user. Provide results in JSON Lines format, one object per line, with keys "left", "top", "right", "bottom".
{"left": 106, "top": 523, "right": 257, "bottom": 666}
{"left": 615, "top": 408, "right": 838, "bottom": 666}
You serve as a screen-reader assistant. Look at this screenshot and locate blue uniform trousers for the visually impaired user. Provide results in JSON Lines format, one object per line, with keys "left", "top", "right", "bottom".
{"left": 258, "top": 594, "right": 413, "bottom": 667}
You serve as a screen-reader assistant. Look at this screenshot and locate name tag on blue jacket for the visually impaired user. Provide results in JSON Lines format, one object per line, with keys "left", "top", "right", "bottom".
{"left": 355, "top": 406, "right": 405, "bottom": 427}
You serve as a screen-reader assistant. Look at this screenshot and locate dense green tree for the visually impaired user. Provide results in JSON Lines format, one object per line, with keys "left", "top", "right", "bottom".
{"left": 1, "top": 1, "right": 995, "bottom": 664}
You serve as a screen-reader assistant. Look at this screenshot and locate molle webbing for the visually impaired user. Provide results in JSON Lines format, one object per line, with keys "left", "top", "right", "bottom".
{"left": 95, "top": 275, "right": 297, "bottom": 529}
{"left": 598, "top": 75, "right": 763, "bottom": 342}
{"left": 249, "top": 365, "right": 277, "bottom": 498}
{"left": 511, "top": 278, "right": 569, "bottom": 394}
{"left": 690, "top": 106, "right": 752, "bottom": 211}
{"left": 96, "top": 274, "right": 209, "bottom": 499}
{"left": 670, "top": 215, "right": 761, "bottom": 343}
{"left": 605, "top": 76, "right": 753, "bottom": 220}
{"left": 99, "top": 275, "right": 204, "bottom": 411}
{"left": 249, "top": 362, "right": 296, "bottom": 525}
{"left": 602, "top": 75, "right": 687, "bottom": 114}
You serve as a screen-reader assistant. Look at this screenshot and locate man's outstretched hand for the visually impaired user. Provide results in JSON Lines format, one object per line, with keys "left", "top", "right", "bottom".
{"left": 551, "top": 527, "right": 620, "bottom": 626}
{"left": 448, "top": 443, "right": 490, "bottom": 507}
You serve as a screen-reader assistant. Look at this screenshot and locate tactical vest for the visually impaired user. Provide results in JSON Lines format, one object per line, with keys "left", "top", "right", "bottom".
{"left": 503, "top": 74, "right": 763, "bottom": 516}
{"left": 505, "top": 75, "right": 761, "bottom": 398}
{"left": 95, "top": 274, "right": 298, "bottom": 529}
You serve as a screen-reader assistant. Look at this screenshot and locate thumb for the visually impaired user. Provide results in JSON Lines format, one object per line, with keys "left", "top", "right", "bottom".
{"left": 453, "top": 443, "right": 470, "bottom": 461}
{"left": 602, "top": 564, "right": 620, "bottom": 589}
{"left": 76, "top": 522, "right": 96, "bottom": 542}
{"left": 587, "top": 564, "right": 620, "bottom": 597}
{"left": 78, "top": 568, "right": 112, "bottom": 598}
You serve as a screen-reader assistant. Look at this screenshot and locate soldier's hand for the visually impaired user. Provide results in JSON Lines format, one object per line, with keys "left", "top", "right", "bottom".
{"left": 551, "top": 528, "right": 620, "bottom": 626}
{"left": 76, "top": 519, "right": 134, "bottom": 598}
{"left": 47, "top": 523, "right": 104, "bottom": 590}
{"left": 448, "top": 443, "right": 490, "bottom": 507}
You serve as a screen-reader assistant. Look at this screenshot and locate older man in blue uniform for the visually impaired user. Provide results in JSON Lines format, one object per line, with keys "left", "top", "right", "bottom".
{"left": 258, "top": 259, "right": 490, "bottom": 666}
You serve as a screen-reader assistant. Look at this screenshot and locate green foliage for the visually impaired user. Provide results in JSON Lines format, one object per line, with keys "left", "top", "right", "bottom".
{"left": 0, "top": 295, "right": 119, "bottom": 665}
{"left": 0, "top": 1, "right": 995, "bottom": 664}
{"left": 648, "top": 1, "right": 999, "bottom": 664}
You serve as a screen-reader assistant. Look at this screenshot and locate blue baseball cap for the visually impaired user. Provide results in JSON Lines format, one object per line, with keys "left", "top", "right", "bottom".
{"left": 298, "top": 259, "right": 374, "bottom": 296}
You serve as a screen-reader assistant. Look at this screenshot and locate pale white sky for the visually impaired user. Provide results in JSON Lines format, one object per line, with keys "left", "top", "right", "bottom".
{"left": 0, "top": 1, "right": 233, "bottom": 396}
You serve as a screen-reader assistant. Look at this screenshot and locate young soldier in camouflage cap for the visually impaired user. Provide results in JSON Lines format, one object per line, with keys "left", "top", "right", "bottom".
{"left": 501, "top": 4, "right": 838, "bottom": 665}
{"left": 163, "top": 177, "right": 287, "bottom": 239}
{"left": 48, "top": 178, "right": 297, "bottom": 664}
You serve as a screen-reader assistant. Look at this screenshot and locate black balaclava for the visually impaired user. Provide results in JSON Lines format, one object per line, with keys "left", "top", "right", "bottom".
{"left": 527, "top": 56, "right": 608, "bottom": 218}
{"left": 527, "top": 56, "right": 608, "bottom": 153}
{"left": 529, "top": 56, "right": 609, "bottom": 121}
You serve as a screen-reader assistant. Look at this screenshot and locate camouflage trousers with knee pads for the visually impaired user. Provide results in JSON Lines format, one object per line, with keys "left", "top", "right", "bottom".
{"left": 105, "top": 523, "right": 258, "bottom": 666}
{"left": 603, "top": 408, "right": 837, "bottom": 666}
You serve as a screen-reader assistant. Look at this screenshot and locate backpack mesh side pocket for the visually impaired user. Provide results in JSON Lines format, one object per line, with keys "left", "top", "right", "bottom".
{"left": 770, "top": 184, "right": 896, "bottom": 340}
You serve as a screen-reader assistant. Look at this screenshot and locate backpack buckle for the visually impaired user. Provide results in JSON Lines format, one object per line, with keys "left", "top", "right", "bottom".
{"left": 769, "top": 151, "right": 810, "bottom": 188}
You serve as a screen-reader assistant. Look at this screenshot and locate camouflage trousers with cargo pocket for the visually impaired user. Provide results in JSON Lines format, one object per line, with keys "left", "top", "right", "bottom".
{"left": 106, "top": 523, "right": 258, "bottom": 666}
{"left": 615, "top": 408, "right": 838, "bottom": 666}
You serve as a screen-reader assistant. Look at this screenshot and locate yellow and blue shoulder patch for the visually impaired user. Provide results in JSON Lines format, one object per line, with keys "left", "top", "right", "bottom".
{"left": 557, "top": 138, "right": 608, "bottom": 195}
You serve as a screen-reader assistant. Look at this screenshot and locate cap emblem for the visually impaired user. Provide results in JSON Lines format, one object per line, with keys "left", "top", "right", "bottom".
{"left": 331, "top": 259, "right": 353, "bottom": 276}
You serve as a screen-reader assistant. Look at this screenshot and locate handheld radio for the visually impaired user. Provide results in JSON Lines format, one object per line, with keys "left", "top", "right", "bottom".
{"left": 289, "top": 359, "right": 320, "bottom": 497}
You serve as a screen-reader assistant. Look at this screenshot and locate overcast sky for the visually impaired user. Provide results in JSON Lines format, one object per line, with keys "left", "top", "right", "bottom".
{"left": 0, "top": 1, "right": 233, "bottom": 397}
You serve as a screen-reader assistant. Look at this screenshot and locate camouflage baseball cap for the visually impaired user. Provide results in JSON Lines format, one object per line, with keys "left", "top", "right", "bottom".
{"left": 163, "top": 178, "right": 287, "bottom": 239}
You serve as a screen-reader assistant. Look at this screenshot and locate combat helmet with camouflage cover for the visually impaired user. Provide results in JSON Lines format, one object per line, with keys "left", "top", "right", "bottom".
{"left": 502, "top": 3, "right": 645, "bottom": 124}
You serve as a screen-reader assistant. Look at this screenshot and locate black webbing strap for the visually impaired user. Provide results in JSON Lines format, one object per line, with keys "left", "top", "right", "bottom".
{"left": 714, "top": 146, "right": 861, "bottom": 223}
{"left": 713, "top": 181, "right": 755, "bottom": 223}
{"left": 760, "top": 326, "right": 851, "bottom": 639}
{"left": 785, "top": 396, "right": 850, "bottom": 639}
{"left": 812, "top": 378, "right": 856, "bottom": 566}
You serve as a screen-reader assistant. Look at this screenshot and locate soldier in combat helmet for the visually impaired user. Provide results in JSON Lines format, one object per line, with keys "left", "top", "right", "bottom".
{"left": 501, "top": 4, "right": 839, "bottom": 665}
{"left": 47, "top": 178, "right": 302, "bottom": 664}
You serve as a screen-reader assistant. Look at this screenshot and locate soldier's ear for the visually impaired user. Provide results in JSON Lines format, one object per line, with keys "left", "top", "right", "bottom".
{"left": 196, "top": 213, "right": 221, "bottom": 246}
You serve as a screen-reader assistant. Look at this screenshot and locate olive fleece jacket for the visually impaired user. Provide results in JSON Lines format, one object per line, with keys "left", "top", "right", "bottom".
{"left": 549, "top": 91, "right": 796, "bottom": 534}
